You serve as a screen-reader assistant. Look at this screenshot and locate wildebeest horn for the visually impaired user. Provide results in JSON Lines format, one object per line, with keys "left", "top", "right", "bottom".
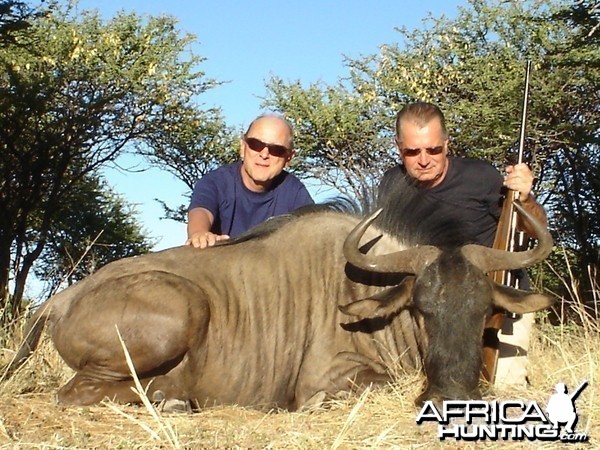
{"left": 461, "top": 200, "right": 553, "bottom": 273}
{"left": 343, "top": 209, "right": 440, "bottom": 274}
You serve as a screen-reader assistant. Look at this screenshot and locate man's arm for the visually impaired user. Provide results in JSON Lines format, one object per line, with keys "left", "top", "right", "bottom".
{"left": 186, "top": 207, "right": 229, "bottom": 249}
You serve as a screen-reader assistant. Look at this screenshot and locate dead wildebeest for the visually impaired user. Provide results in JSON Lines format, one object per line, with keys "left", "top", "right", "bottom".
{"left": 5, "top": 185, "right": 553, "bottom": 410}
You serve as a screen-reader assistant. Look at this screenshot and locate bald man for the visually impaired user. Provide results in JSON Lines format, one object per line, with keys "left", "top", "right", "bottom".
{"left": 186, "top": 114, "right": 313, "bottom": 248}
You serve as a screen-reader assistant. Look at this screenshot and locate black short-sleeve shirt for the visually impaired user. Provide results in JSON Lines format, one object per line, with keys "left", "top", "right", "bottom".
{"left": 380, "top": 157, "right": 503, "bottom": 247}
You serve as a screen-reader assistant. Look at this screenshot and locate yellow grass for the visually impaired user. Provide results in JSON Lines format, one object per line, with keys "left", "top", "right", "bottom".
{"left": 0, "top": 277, "right": 598, "bottom": 448}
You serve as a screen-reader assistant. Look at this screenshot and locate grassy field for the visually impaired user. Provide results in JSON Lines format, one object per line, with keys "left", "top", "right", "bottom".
{"left": 0, "top": 295, "right": 597, "bottom": 448}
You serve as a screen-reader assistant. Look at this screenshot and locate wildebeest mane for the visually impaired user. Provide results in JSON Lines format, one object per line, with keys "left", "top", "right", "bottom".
{"left": 217, "top": 197, "right": 362, "bottom": 247}
{"left": 219, "top": 173, "right": 468, "bottom": 249}
{"left": 374, "top": 168, "right": 469, "bottom": 248}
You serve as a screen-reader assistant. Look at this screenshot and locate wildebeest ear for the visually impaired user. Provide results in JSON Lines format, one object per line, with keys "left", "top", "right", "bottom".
{"left": 338, "top": 276, "right": 415, "bottom": 318}
{"left": 490, "top": 281, "right": 555, "bottom": 314}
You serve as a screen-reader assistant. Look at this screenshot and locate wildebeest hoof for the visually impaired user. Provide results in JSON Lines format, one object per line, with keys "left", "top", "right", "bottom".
{"left": 161, "top": 398, "right": 192, "bottom": 413}
{"left": 152, "top": 390, "right": 166, "bottom": 402}
{"left": 152, "top": 390, "right": 191, "bottom": 413}
{"left": 298, "top": 391, "right": 328, "bottom": 411}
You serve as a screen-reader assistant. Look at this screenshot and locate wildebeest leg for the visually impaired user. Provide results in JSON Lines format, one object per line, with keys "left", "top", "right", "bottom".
{"left": 58, "top": 373, "right": 142, "bottom": 405}
{"left": 294, "top": 351, "right": 391, "bottom": 410}
{"left": 53, "top": 271, "right": 210, "bottom": 406}
{"left": 58, "top": 371, "right": 190, "bottom": 406}
{"left": 299, "top": 366, "right": 391, "bottom": 411}
{"left": 332, "top": 352, "right": 391, "bottom": 387}
{"left": 300, "top": 367, "right": 391, "bottom": 410}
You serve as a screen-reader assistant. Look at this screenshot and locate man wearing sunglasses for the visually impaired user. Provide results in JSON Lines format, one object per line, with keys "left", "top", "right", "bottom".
{"left": 378, "top": 102, "right": 547, "bottom": 388}
{"left": 381, "top": 101, "right": 546, "bottom": 245}
{"left": 186, "top": 114, "right": 313, "bottom": 249}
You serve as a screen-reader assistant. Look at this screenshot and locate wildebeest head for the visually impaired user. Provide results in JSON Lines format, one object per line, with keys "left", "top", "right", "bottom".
{"left": 340, "top": 201, "right": 553, "bottom": 406}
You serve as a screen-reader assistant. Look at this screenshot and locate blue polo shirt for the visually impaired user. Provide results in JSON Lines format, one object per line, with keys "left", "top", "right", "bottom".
{"left": 188, "top": 162, "right": 314, "bottom": 237}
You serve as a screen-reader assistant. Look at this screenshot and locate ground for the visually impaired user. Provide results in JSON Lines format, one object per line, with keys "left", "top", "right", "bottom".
{"left": 0, "top": 318, "right": 597, "bottom": 449}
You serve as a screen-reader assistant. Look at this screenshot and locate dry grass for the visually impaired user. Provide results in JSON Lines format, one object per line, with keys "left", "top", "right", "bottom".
{"left": 0, "top": 276, "right": 598, "bottom": 448}
{"left": 0, "top": 316, "right": 596, "bottom": 449}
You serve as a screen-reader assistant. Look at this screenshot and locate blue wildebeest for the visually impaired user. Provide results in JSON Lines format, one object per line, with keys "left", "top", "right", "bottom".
{"left": 6, "top": 187, "right": 553, "bottom": 409}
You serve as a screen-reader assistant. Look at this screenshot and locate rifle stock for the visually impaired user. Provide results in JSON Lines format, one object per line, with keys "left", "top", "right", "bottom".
{"left": 482, "top": 188, "right": 518, "bottom": 383}
{"left": 482, "top": 60, "right": 532, "bottom": 384}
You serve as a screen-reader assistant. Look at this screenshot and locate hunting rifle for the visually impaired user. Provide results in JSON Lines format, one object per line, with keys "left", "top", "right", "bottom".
{"left": 481, "top": 60, "right": 532, "bottom": 383}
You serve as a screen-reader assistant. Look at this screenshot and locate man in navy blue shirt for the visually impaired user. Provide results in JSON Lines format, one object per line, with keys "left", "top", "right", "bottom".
{"left": 186, "top": 114, "right": 313, "bottom": 248}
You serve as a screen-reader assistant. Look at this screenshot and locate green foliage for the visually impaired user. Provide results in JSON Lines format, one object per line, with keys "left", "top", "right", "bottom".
{"left": 264, "top": 78, "right": 395, "bottom": 201}
{"left": 263, "top": 0, "right": 598, "bottom": 304}
{"left": 0, "top": 2, "right": 228, "bottom": 318}
{"left": 137, "top": 103, "right": 239, "bottom": 223}
{"left": 341, "top": 0, "right": 585, "bottom": 166}
{"left": 536, "top": 0, "right": 599, "bottom": 285}
{"left": 34, "top": 173, "right": 154, "bottom": 296}
{"left": 139, "top": 105, "right": 238, "bottom": 192}
{"left": 0, "top": 0, "right": 46, "bottom": 44}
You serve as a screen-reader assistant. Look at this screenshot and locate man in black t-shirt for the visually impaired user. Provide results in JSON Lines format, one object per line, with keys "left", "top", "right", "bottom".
{"left": 381, "top": 102, "right": 546, "bottom": 239}
{"left": 380, "top": 102, "right": 548, "bottom": 387}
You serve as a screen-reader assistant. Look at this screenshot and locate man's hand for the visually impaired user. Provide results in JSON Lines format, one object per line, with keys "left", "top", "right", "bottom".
{"left": 504, "top": 163, "right": 534, "bottom": 202}
{"left": 504, "top": 163, "right": 548, "bottom": 235}
{"left": 185, "top": 232, "right": 230, "bottom": 249}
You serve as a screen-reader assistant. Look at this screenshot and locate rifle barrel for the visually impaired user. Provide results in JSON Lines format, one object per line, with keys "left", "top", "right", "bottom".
{"left": 517, "top": 60, "right": 532, "bottom": 165}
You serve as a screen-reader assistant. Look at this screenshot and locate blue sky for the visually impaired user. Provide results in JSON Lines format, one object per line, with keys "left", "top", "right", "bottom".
{"left": 74, "top": 0, "right": 467, "bottom": 250}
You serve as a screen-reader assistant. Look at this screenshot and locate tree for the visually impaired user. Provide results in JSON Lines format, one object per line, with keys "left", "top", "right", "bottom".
{"left": 539, "top": 0, "right": 599, "bottom": 302}
{"left": 263, "top": 78, "right": 394, "bottom": 203}
{"left": 34, "top": 172, "right": 154, "bottom": 297}
{"left": 263, "top": 0, "right": 598, "bottom": 305}
{"left": 137, "top": 103, "right": 239, "bottom": 223}
{"left": 0, "top": 2, "right": 228, "bottom": 320}
{"left": 0, "top": 0, "right": 46, "bottom": 45}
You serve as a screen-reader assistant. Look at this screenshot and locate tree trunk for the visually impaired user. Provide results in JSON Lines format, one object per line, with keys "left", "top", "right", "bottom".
{"left": 0, "top": 239, "right": 14, "bottom": 324}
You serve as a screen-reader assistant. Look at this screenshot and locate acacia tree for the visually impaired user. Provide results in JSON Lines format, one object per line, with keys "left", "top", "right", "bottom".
{"left": 0, "top": 3, "right": 229, "bottom": 320}
{"left": 34, "top": 172, "right": 154, "bottom": 297}
{"left": 137, "top": 102, "right": 239, "bottom": 222}
{"left": 0, "top": 0, "right": 45, "bottom": 44}
{"left": 540, "top": 0, "right": 599, "bottom": 297}
{"left": 263, "top": 0, "right": 598, "bottom": 304}
{"left": 263, "top": 78, "right": 394, "bottom": 202}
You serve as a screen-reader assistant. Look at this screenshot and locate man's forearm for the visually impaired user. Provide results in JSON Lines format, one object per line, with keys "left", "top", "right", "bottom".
{"left": 187, "top": 208, "right": 213, "bottom": 239}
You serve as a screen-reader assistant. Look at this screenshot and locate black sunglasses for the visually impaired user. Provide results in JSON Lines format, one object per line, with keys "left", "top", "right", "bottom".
{"left": 244, "top": 136, "right": 290, "bottom": 157}
{"left": 400, "top": 145, "right": 445, "bottom": 157}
